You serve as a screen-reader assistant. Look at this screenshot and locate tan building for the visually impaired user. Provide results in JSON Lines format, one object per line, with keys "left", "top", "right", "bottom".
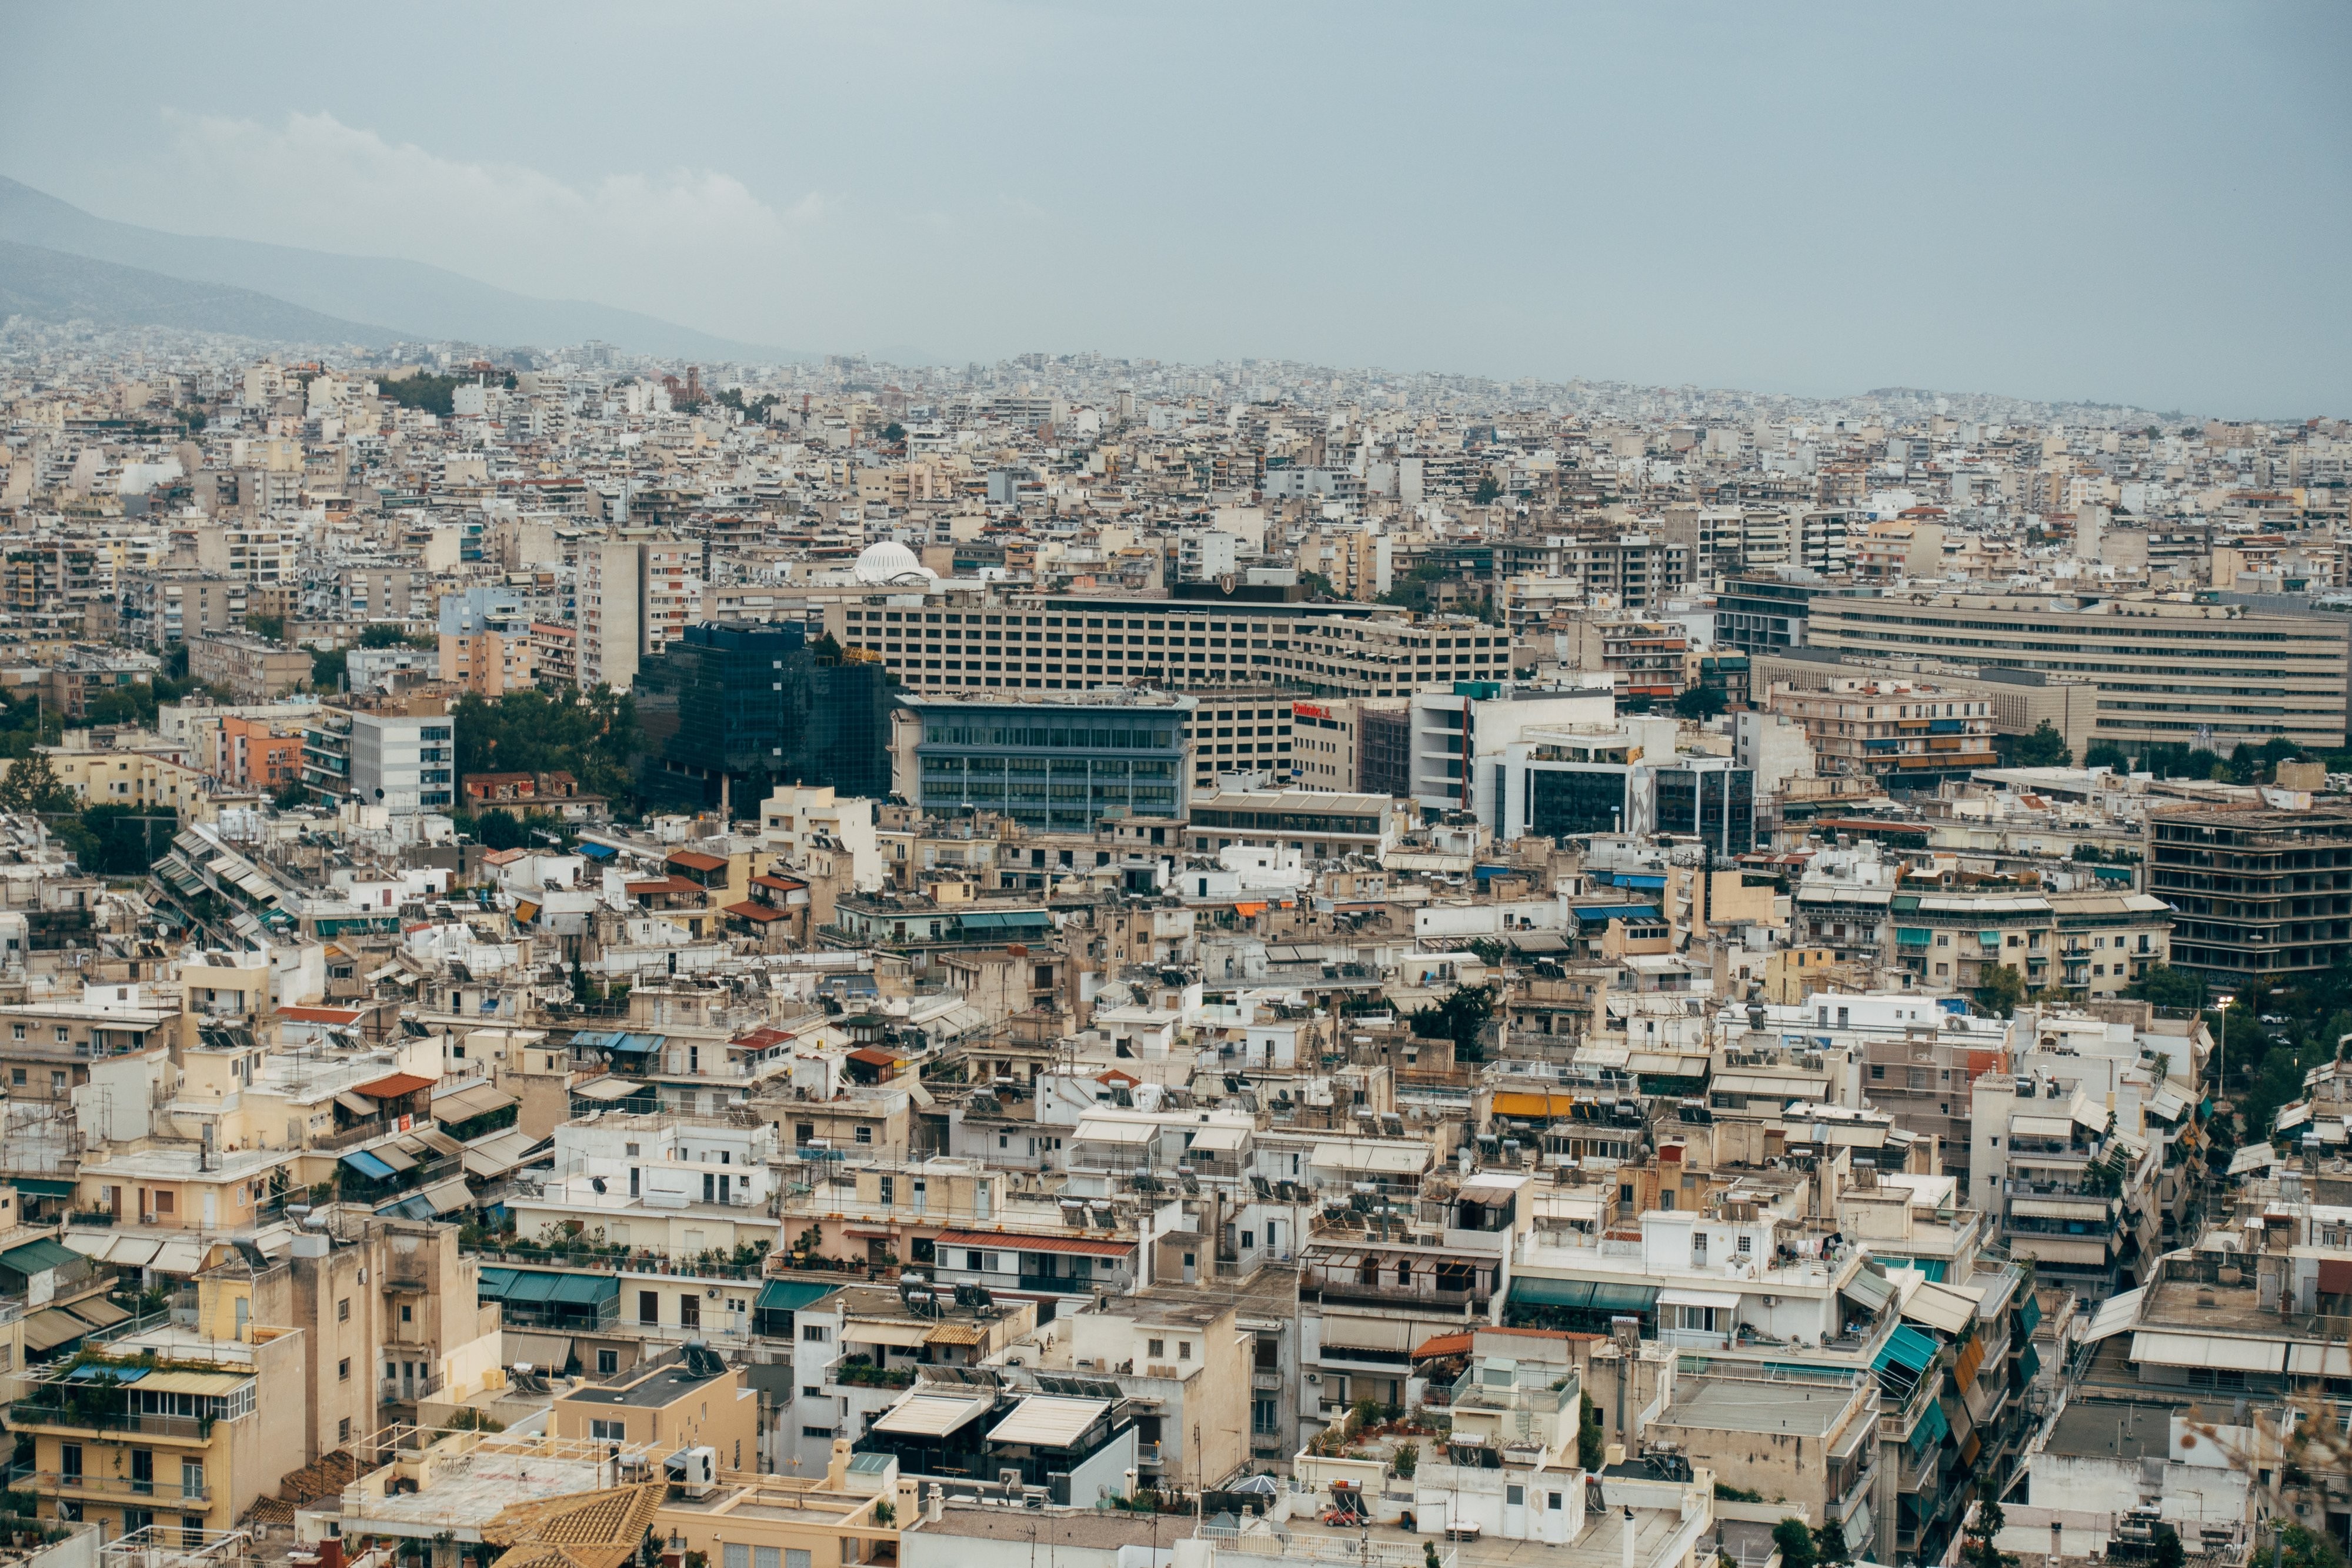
{"left": 1768, "top": 679, "right": 1997, "bottom": 785}
{"left": 552, "top": 1348, "right": 762, "bottom": 1472}
{"left": 188, "top": 631, "right": 313, "bottom": 700}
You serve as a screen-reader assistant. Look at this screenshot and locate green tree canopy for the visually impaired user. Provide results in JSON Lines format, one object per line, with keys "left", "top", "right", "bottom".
{"left": 1674, "top": 685, "right": 1726, "bottom": 720}
{"left": 2012, "top": 720, "right": 2071, "bottom": 768}
{"left": 2084, "top": 741, "right": 2129, "bottom": 770}
{"left": 453, "top": 686, "right": 643, "bottom": 809}
{"left": 1410, "top": 982, "right": 1497, "bottom": 1062}
{"left": 0, "top": 752, "right": 77, "bottom": 815}
{"left": 2123, "top": 965, "right": 2207, "bottom": 1010}
{"left": 1771, "top": 1520, "right": 1818, "bottom": 1568}
{"left": 1974, "top": 964, "right": 2027, "bottom": 1019}
{"left": 474, "top": 808, "right": 526, "bottom": 850}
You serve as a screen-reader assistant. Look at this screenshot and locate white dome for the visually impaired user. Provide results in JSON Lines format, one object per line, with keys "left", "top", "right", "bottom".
{"left": 854, "top": 540, "right": 934, "bottom": 585}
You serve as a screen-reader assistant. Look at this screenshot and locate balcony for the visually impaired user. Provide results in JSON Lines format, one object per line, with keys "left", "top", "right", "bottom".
{"left": 8, "top": 1403, "right": 213, "bottom": 1442}
{"left": 379, "top": 1373, "right": 444, "bottom": 1404}
{"left": 32, "top": 1470, "right": 210, "bottom": 1505}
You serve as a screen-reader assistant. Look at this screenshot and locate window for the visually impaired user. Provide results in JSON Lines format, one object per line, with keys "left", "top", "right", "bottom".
{"left": 6, "top": 1069, "right": 18, "bottom": 1087}
{"left": 338, "top": 1418, "right": 351, "bottom": 1442}
{"left": 855, "top": 1126, "right": 873, "bottom": 1145}
{"left": 1178, "top": 1341, "right": 1192, "bottom": 1360}
{"left": 802, "top": 1426, "right": 836, "bottom": 1439}
{"left": 590, "top": 1419, "right": 626, "bottom": 1441}
{"left": 640, "top": 1291, "right": 660, "bottom": 1326}
{"left": 338, "top": 1358, "right": 350, "bottom": 1382}
{"left": 598, "top": 1350, "right": 619, "bottom": 1375}
{"left": 802, "top": 1324, "right": 829, "bottom": 1343}
{"left": 401, "top": 1304, "right": 413, "bottom": 1323}
{"left": 337, "top": 1298, "right": 350, "bottom": 1322}
{"left": 1147, "top": 1338, "right": 1165, "bottom": 1358}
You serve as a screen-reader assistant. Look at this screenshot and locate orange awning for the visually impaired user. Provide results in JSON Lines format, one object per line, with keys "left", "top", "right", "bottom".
{"left": 1233, "top": 902, "right": 1267, "bottom": 918}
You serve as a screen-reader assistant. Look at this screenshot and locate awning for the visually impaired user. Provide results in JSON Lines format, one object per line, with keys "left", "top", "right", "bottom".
{"left": 502, "top": 1271, "right": 563, "bottom": 1305}
{"left": 106, "top": 1237, "right": 161, "bottom": 1269}
{"left": 1, "top": 1239, "right": 85, "bottom": 1275}
{"left": 549, "top": 1275, "right": 619, "bottom": 1307}
{"left": 1589, "top": 1282, "right": 1662, "bottom": 1313}
{"left": 1841, "top": 1269, "right": 1897, "bottom": 1311}
{"left": 1073, "top": 1119, "right": 1155, "bottom": 1145}
{"left": 755, "top": 1279, "right": 839, "bottom": 1314}
{"left": 462, "top": 1129, "right": 548, "bottom": 1179}
{"left": 433, "top": 1085, "right": 516, "bottom": 1122}
{"left": 987, "top": 1395, "right": 1109, "bottom": 1447}
{"left": 415, "top": 1176, "right": 475, "bottom": 1216}
{"left": 335, "top": 1092, "right": 381, "bottom": 1117}
{"left": 1657, "top": 1289, "right": 1740, "bottom": 1312}
{"left": 341, "top": 1150, "right": 398, "bottom": 1181}
{"left": 503, "top": 1332, "right": 574, "bottom": 1372}
{"left": 151, "top": 1239, "right": 216, "bottom": 1275}
{"left": 1873, "top": 1326, "right": 1940, "bottom": 1377}
{"left": 477, "top": 1267, "right": 519, "bottom": 1302}
{"left": 138, "top": 1370, "right": 250, "bottom": 1397}
{"left": 573, "top": 1078, "right": 646, "bottom": 1103}
{"left": 21, "top": 1309, "right": 86, "bottom": 1352}
{"left": 65, "top": 1297, "right": 129, "bottom": 1329}
{"left": 368, "top": 1143, "right": 419, "bottom": 1173}
{"left": 1506, "top": 931, "right": 1570, "bottom": 954}
{"left": 1309, "top": 1140, "right": 1428, "bottom": 1175}
{"left": 2130, "top": 1332, "right": 2283, "bottom": 1374}
{"left": 931, "top": 1230, "right": 1136, "bottom": 1259}
{"left": 2081, "top": 1286, "right": 2145, "bottom": 1342}
{"left": 957, "top": 910, "right": 1051, "bottom": 932}
{"left": 60, "top": 1233, "right": 115, "bottom": 1262}
{"left": 11, "top": 1178, "right": 76, "bottom": 1198}
{"left": 1187, "top": 1124, "right": 1249, "bottom": 1152}
{"left": 65, "top": 1362, "right": 144, "bottom": 1382}
{"left": 1900, "top": 1280, "right": 1978, "bottom": 1337}
{"left": 375, "top": 1193, "right": 439, "bottom": 1222}
{"left": 1505, "top": 1273, "right": 1593, "bottom": 1315}
{"left": 2285, "top": 1343, "right": 2352, "bottom": 1378}
{"left": 2010, "top": 1115, "right": 2076, "bottom": 1138}
{"left": 873, "top": 1392, "right": 996, "bottom": 1437}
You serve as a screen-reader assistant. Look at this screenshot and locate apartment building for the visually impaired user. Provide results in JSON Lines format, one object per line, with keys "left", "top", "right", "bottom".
{"left": 301, "top": 710, "right": 456, "bottom": 815}
{"left": 186, "top": 632, "right": 313, "bottom": 702}
{"left": 1768, "top": 680, "right": 1999, "bottom": 786}
{"left": 579, "top": 538, "right": 700, "bottom": 690}
{"left": 116, "top": 571, "right": 250, "bottom": 650}
{"left": 898, "top": 688, "right": 1192, "bottom": 830}
{"left": 437, "top": 587, "right": 536, "bottom": 696}
{"left": 2146, "top": 803, "right": 2352, "bottom": 982}
{"left": 1804, "top": 591, "right": 2352, "bottom": 749}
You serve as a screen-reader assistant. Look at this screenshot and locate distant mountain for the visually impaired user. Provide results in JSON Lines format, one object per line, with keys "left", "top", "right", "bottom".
{"left": 0, "top": 238, "right": 403, "bottom": 346}
{"left": 0, "top": 175, "right": 807, "bottom": 363}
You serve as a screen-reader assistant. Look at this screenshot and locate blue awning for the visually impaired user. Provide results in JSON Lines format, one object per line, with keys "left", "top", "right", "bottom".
{"left": 375, "top": 1194, "right": 439, "bottom": 1222}
{"left": 66, "top": 1363, "right": 146, "bottom": 1383}
{"left": 341, "top": 1150, "right": 398, "bottom": 1181}
{"left": 477, "top": 1267, "right": 519, "bottom": 1302}
{"left": 1572, "top": 903, "right": 1663, "bottom": 925}
{"left": 1874, "top": 1325, "right": 1940, "bottom": 1376}
{"left": 578, "top": 842, "right": 617, "bottom": 860}
{"left": 605, "top": 1033, "right": 663, "bottom": 1055}
{"left": 756, "top": 1279, "right": 840, "bottom": 1314}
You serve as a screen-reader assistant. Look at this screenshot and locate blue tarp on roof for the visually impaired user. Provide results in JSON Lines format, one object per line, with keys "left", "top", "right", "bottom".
{"left": 1609, "top": 873, "right": 1667, "bottom": 889}
{"left": 341, "top": 1150, "right": 398, "bottom": 1181}
{"left": 1572, "top": 903, "right": 1663, "bottom": 925}
{"left": 66, "top": 1363, "right": 146, "bottom": 1383}
{"left": 578, "top": 842, "right": 617, "bottom": 860}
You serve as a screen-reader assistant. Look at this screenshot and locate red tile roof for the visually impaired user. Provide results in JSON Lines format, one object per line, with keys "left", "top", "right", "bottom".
{"left": 723, "top": 900, "right": 787, "bottom": 924}
{"left": 352, "top": 1073, "right": 436, "bottom": 1100}
{"left": 667, "top": 850, "right": 729, "bottom": 873}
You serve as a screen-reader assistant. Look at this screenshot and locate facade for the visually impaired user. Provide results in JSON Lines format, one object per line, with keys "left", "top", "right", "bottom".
{"left": 301, "top": 710, "right": 456, "bottom": 815}
{"left": 1181, "top": 686, "right": 1295, "bottom": 793}
{"left": 1804, "top": 590, "right": 2352, "bottom": 749}
{"left": 1406, "top": 680, "right": 1618, "bottom": 818}
{"left": 1769, "top": 680, "right": 1998, "bottom": 788}
{"left": 437, "top": 587, "right": 536, "bottom": 696}
{"left": 634, "top": 622, "right": 894, "bottom": 818}
{"left": 1714, "top": 575, "right": 1880, "bottom": 657}
{"left": 2147, "top": 804, "right": 2352, "bottom": 981}
{"left": 902, "top": 689, "right": 1192, "bottom": 830}
{"left": 186, "top": 632, "right": 312, "bottom": 700}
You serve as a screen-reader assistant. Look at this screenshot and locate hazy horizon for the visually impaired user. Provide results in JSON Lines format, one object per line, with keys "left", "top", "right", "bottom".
{"left": 6, "top": 1, "right": 2347, "bottom": 415}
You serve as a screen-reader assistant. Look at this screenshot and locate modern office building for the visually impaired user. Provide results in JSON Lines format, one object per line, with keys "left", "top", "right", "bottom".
{"left": 1804, "top": 591, "right": 2352, "bottom": 750}
{"left": 2146, "top": 803, "right": 2352, "bottom": 982}
{"left": 1486, "top": 718, "right": 1756, "bottom": 853}
{"left": 899, "top": 688, "right": 1193, "bottom": 831}
{"left": 633, "top": 622, "right": 892, "bottom": 816}
{"left": 1406, "top": 679, "right": 1618, "bottom": 818}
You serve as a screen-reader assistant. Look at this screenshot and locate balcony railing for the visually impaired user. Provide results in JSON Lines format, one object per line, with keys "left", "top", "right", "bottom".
{"left": 379, "top": 1374, "right": 444, "bottom": 1404}
{"left": 7, "top": 1403, "right": 213, "bottom": 1441}
{"left": 31, "top": 1470, "right": 209, "bottom": 1504}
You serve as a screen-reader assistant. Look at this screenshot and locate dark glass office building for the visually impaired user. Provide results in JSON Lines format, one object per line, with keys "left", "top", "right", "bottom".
{"left": 635, "top": 622, "right": 892, "bottom": 816}
{"left": 1654, "top": 762, "right": 1756, "bottom": 855}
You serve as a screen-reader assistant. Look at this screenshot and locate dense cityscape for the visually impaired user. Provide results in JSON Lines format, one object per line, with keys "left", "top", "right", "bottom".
{"left": 0, "top": 135, "right": 2348, "bottom": 1568}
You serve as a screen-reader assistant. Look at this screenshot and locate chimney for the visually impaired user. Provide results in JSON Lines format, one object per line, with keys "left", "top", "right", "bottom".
{"left": 926, "top": 1483, "right": 944, "bottom": 1525}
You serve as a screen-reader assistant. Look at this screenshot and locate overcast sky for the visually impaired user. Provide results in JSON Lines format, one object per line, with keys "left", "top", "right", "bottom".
{"left": 6, "top": 1, "right": 2347, "bottom": 413}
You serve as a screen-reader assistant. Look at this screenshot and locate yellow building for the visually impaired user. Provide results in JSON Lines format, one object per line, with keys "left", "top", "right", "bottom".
{"left": 4, "top": 1317, "right": 304, "bottom": 1540}
{"left": 552, "top": 1350, "right": 760, "bottom": 1472}
{"left": 42, "top": 745, "right": 222, "bottom": 823}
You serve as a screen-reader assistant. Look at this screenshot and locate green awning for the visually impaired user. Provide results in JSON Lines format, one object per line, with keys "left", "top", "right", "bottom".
{"left": 1874, "top": 1325, "right": 1940, "bottom": 1376}
{"left": 548, "top": 1274, "right": 618, "bottom": 1307}
{"left": 502, "top": 1271, "right": 563, "bottom": 1304}
{"left": 1506, "top": 1277, "right": 1595, "bottom": 1309}
{"left": 1977, "top": 931, "right": 2002, "bottom": 948}
{"left": 1894, "top": 928, "right": 1931, "bottom": 946}
{"left": 11, "top": 1179, "right": 76, "bottom": 1197}
{"left": 958, "top": 910, "right": 1051, "bottom": 932}
{"left": 756, "top": 1279, "right": 840, "bottom": 1313}
{"left": 1587, "top": 1282, "right": 1661, "bottom": 1313}
{"left": 1, "top": 1239, "right": 84, "bottom": 1275}
{"left": 476, "top": 1267, "right": 518, "bottom": 1302}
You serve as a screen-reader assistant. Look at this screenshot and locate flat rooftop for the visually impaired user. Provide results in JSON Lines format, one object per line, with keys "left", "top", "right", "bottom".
{"left": 2044, "top": 1398, "right": 2176, "bottom": 1461}
{"left": 1657, "top": 1377, "right": 1857, "bottom": 1439}
{"left": 563, "top": 1365, "right": 733, "bottom": 1411}
{"left": 346, "top": 1448, "right": 622, "bottom": 1537}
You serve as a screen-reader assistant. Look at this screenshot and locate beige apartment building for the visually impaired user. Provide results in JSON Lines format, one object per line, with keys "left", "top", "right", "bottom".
{"left": 188, "top": 632, "right": 313, "bottom": 700}
{"left": 1804, "top": 590, "right": 2352, "bottom": 750}
{"left": 1769, "top": 679, "right": 1999, "bottom": 785}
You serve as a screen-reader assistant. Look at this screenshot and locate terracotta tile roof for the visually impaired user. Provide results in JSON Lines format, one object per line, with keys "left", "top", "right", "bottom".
{"left": 483, "top": 1481, "right": 665, "bottom": 1568}
{"left": 667, "top": 850, "right": 729, "bottom": 873}
{"left": 724, "top": 900, "right": 788, "bottom": 923}
{"left": 352, "top": 1072, "right": 436, "bottom": 1099}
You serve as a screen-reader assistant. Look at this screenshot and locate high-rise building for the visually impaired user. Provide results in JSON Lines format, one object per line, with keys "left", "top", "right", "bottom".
{"left": 578, "top": 538, "right": 701, "bottom": 691}
{"left": 301, "top": 710, "right": 455, "bottom": 815}
{"left": 632, "top": 623, "right": 892, "bottom": 817}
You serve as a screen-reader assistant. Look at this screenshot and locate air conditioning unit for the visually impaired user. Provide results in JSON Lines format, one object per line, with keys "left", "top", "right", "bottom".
{"left": 667, "top": 1445, "right": 717, "bottom": 1499}
{"left": 1305, "top": 1372, "right": 1320, "bottom": 1384}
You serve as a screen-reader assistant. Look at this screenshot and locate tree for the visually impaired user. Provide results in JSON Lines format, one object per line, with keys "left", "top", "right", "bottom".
{"left": 882, "top": 422, "right": 905, "bottom": 443}
{"left": 1409, "top": 982, "right": 1497, "bottom": 1063}
{"left": 358, "top": 624, "right": 433, "bottom": 650}
{"left": 0, "top": 752, "right": 76, "bottom": 816}
{"left": 2150, "top": 1524, "right": 2185, "bottom": 1568}
{"left": 2084, "top": 741, "right": 2129, "bottom": 770}
{"left": 311, "top": 648, "right": 348, "bottom": 693}
{"left": 1812, "top": 1519, "right": 1849, "bottom": 1566}
{"left": 475, "top": 808, "right": 526, "bottom": 850}
{"left": 74, "top": 804, "right": 172, "bottom": 876}
{"left": 1472, "top": 476, "right": 1502, "bottom": 505}
{"left": 1974, "top": 963, "right": 2027, "bottom": 1019}
{"left": 243, "top": 612, "right": 286, "bottom": 643}
{"left": 1577, "top": 1393, "right": 1604, "bottom": 1470}
{"left": 1674, "top": 686, "right": 1726, "bottom": 720}
{"left": 380, "top": 372, "right": 462, "bottom": 416}
{"left": 2012, "top": 720, "right": 2071, "bottom": 768}
{"left": 1299, "top": 571, "right": 1338, "bottom": 600}
{"left": 1771, "top": 1519, "right": 1818, "bottom": 1568}
{"left": 272, "top": 776, "right": 310, "bottom": 812}
{"left": 1961, "top": 1499, "right": 2016, "bottom": 1568}
{"left": 2124, "top": 965, "right": 2207, "bottom": 1010}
